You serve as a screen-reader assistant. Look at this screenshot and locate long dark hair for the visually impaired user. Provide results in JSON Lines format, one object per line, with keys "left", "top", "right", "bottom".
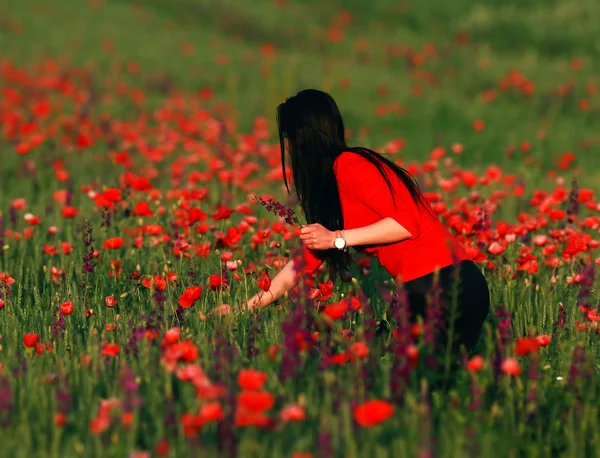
{"left": 277, "top": 89, "right": 431, "bottom": 282}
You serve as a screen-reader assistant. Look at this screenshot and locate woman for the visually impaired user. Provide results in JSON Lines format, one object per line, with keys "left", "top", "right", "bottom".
{"left": 243, "top": 89, "right": 490, "bottom": 357}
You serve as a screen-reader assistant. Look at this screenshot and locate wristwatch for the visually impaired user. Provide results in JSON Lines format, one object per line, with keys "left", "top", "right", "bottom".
{"left": 333, "top": 230, "right": 347, "bottom": 251}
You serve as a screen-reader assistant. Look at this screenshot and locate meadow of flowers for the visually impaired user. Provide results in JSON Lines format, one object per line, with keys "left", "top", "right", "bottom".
{"left": 1, "top": 1, "right": 600, "bottom": 457}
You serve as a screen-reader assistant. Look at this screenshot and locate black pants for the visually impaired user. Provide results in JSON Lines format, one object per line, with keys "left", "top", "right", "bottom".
{"left": 402, "top": 260, "right": 490, "bottom": 356}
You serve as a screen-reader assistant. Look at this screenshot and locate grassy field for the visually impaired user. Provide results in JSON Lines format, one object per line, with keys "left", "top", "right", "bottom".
{"left": 1, "top": 0, "right": 600, "bottom": 457}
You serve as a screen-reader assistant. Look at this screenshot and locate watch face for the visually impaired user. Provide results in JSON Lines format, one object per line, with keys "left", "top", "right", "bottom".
{"left": 334, "top": 237, "right": 345, "bottom": 249}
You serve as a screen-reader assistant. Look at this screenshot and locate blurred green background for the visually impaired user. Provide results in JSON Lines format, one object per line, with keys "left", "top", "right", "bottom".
{"left": 2, "top": 0, "right": 599, "bottom": 184}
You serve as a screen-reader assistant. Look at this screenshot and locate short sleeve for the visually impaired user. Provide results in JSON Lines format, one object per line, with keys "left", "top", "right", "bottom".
{"left": 337, "top": 154, "right": 421, "bottom": 239}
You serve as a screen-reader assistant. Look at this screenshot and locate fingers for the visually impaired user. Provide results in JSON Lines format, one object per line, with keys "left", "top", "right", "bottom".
{"left": 301, "top": 224, "right": 320, "bottom": 232}
{"left": 300, "top": 224, "right": 324, "bottom": 250}
{"left": 303, "top": 239, "right": 314, "bottom": 249}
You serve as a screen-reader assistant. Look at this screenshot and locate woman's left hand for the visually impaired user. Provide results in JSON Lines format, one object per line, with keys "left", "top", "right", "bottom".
{"left": 300, "top": 224, "right": 335, "bottom": 250}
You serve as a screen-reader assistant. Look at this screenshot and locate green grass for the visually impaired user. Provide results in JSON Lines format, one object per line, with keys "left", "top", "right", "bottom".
{"left": 2, "top": 0, "right": 599, "bottom": 175}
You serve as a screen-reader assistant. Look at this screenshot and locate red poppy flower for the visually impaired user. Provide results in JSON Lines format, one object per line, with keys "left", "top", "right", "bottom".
{"left": 104, "top": 296, "right": 117, "bottom": 307}
{"left": 328, "top": 353, "right": 349, "bottom": 365}
{"left": 488, "top": 242, "right": 505, "bottom": 255}
{"left": 101, "top": 343, "right": 121, "bottom": 357}
{"left": 59, "top": 206, "right": 78, "bottom": 218}
{"left": 145, "top": 225, "right": 162, "bottom": 236}
{"left": 466, "top": 355, "right": 485, "bottom": 373}
{"left": 279, "top": 404, "right": 306, "bottom": 422}
{"left": 155, "top": 439, "right": 170, "bottom": 457}
{"left": 321, "top": 300, "right": 348, "bottom": 321}
{"left": 515, "top": 337, "right": 540, "bottom": 357}
{"left": 163, "top": 340, "right": 199, "bottom": 365}
{"left": 103, "top": 188, "right": 123, "bottom": 202}
{"left": 353, "top": 400, "right": 395, "bottom": 427}
{"left": 103, "top": 237, "right": 124, "bottom": 250}
{"left": 61, "top": 242, "right": 73, "bottom": 255}
{"left": 345, "top": 296, "right": 361, "bottom": 311}
{"left": 188, "top": 207, "right": 207, "bottom": 224}
{"left": 237, "top": 390, "right": 275, "bottom": 412}
{"left": 348, "top": 342, "right": 369, "bottom": 360}
{"left": 257, "top": 270, "right": 271, "bottom": 292}
{"left": 266, "top": 345, "right": 281, "bottom": 360}
{"left": 212, "top": 205, "right": 235, "bottom": 221}
{"left": 0, "top": 273, "right": 16, "bottom": 285}
{"left": 536, "top": 335, "right": 551, "bottom": 346}
{"left": 43, "top": 244, "right": 58, "bottom": 256}
{"left": 54, "top": 412, "right": 67, "bottom": 427}
{"left": 133, "top": 201, "right": 154, "bottom": 217}
{"left": 501, "top": 358, "right": 521, "bottom": 376}
{"left": 200, "top": 402, "right": 224, "bottom": 422}
{"left": 237, "top": 369, "right": 268, "bottom": 391}
{"left": 163, "top": 327, "right": 181, "bottom": 345}
{"left": 208, "top": 274, "right": 227, "bottom": 291}
{"left": 23, "top": 333, "right": 40, "bottom": 347}
{"left": 234, "top": 409, "right": 272, "bottom": 428}
{"left": 60, "top": 301, "right": 74, "bottom": 315}
{"left": 178, "top": 286, "right": 203, "bottom": 308}
{"left": 142, "top": 275, "right": 167, "bottom": 291}
{"left": 24, "top": 213, "right": 42, "bottom": 225}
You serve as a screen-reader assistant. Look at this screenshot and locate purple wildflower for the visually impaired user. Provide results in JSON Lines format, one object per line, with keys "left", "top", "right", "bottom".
{"left": 65, "top": 180, "right": 73, "bottom": 206}
{"left": 318, "top": 431, "right": 334, "bottom": 458}
{"left": 280, "top": 308, "right": 304, "bottom": 379}
{"left": 492, "top": 305, "right": 512, "bottom": 382}
{"left": 55, "top": 374, "right": 72, "bottom": 419}
{"left": 120, "top": 365, "right": 142, "bottom": 412}
{"left": 361, "top": 303, "right": 378, "bottom": 342}
{"left": 213, "top": 330, "right": 237, "bottom": 458}
{"left": 0, "top": 376, "right": 13, "bottom": 428}
{"left": 247, "top": 309, "right": 261, "bottom": 359}
{"left": 51, "top": 307, "right": 66, "bottom": 339}
{"left": 388, "top": 285, "right": 413, "bottom": 405}
{"left": 280, "top": 251, "right": 311, "bottom": 380}
{"left": 82, "top": 218, "right": 95, "bottom": 275}
{"left": 527, "top": 354, "right": 540, "bottom": 381}
{"left": 100, "top": 205, "right": 111, "bottom": 229}
{"left": 568, "top": 344, "right": 589, "bottom": 387}
{"left": 577, "top": 263, "right": 595, "bottom": 309}
{"left": 418, "top": 382, "right": 433, "bottom": 458}
{"left": 9, "top": 206, "right": 17, "bottom": 230}
{"left": 0, "top": 213, "right": 4, "bottom": 262}
{"left": 127, "top": 324, "right": 146, "bottom": 355}
{"left": 252, "top": 195, "right": 301, "bottom": 226}
{"left": 423, "top": 273, "right": 445, "bottom": 348}
{"left": 318, "top": 326, "right": 333, "bottom": 372}
{"left": 566, "top": 177, "right": 580, "bottom": 223}
{"left": 469, "top": 376, "right": 484, "bottom": 411}
{"left": 553, "top": 302, "right": 567, "bottom": 337}
{"left": 12, "top": 352, "right": 28, "bottom": 378}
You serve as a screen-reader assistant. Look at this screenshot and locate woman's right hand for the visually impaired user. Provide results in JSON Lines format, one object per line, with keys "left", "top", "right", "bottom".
{"left": 208, "top": 259, "right": 299, "bottom": 317}
{"left": 208, "top": 304, "right": 233, "bottom": 317}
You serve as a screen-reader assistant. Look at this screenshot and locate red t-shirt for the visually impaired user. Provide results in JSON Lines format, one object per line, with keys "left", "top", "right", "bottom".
{"left": 300, "top": 151, "right": 469, "bottom": 282}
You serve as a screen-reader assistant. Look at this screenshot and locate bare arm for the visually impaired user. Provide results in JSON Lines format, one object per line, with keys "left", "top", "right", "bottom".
{"left": 244, "top": 218, "right": 410, "bottom": 312}
{"left": 299, "top": 217, "right": 411, "bottom": 251}
{"left": 343, "top": 217, "right": 412, "bottom": 246}
{"left": 245, "top": 259, "right": 299, "bottom": 311}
